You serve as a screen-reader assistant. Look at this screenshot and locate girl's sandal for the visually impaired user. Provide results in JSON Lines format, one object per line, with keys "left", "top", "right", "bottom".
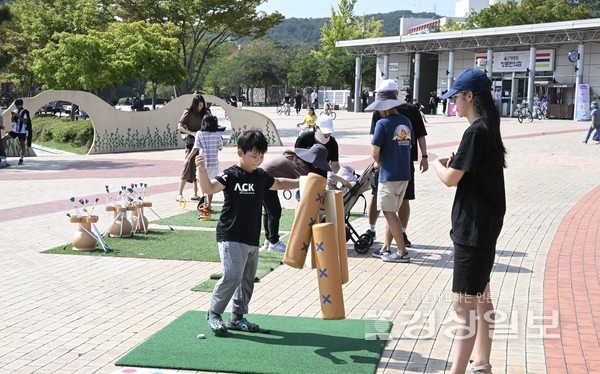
{"left": 468, "top": 361, "right": 492, "bottom": 373}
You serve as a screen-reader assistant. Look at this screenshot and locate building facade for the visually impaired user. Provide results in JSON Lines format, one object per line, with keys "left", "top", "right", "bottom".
{"left": 338, "top": 18, "right": 600, "bottom": 120}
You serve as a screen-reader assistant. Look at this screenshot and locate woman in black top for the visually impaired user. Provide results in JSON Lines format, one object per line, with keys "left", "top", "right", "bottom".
{"left": 433, "top": 69, "right": 506, "bottom": 374}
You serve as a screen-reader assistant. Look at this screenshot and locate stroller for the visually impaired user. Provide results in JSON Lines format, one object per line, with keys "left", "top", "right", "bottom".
{"left": 341, "top": 161, "right": 376, "bottom": 254}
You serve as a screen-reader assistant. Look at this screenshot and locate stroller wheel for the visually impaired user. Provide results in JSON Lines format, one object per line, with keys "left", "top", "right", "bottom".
{"left": 354, "top": 239, "right": 370, "bottom": 254}
{"left": 359, "top": 233, "right": 374, "bottom": 247}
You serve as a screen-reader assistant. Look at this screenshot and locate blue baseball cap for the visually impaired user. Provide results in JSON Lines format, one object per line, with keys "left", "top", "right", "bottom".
{"left": 441, "top": 68, "right": 491, "bottom": 99}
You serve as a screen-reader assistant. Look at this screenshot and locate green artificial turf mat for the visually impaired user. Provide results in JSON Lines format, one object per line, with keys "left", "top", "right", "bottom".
{"left": 153, "top": 208, "right": 363, "bottom": 229}
{"left": 152, "top": 207, "right": 298, "bottom": 229}
{"left": 115, "top": 310, "right": 391, "bottom": 374}
{"left": 191, "top": 250, "right": 284, "bottom": 292}
{"left": 43, "top": 229, "right": 221, "bottom": 262}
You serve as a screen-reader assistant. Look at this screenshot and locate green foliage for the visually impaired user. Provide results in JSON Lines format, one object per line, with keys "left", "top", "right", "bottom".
{"left": 0, "top": 0, "right": 113, "bottom": 96}
{"left": 314, "top": 0, "right": 383, "bottom": 89}
{"left": 31, "top": 116, "right": 94, "bottom": 148}
{"left": 572, "top": 0, "right": 600, "bottom": 17}
{"left": 104, "top": 0, "right": 285, "bottom": 94}
{"left": 265, "top": 10, "right": 438, "bottom": 48}
{"left": 442, "top": 0, "right": 590, "bottom": 31}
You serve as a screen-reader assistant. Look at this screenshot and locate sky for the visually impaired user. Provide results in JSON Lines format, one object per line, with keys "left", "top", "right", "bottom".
{"left": 257, "top": 0, "right": 456, "bottom": 19}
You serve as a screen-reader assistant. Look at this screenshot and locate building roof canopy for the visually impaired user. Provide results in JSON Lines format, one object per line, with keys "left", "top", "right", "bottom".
{"left": 336, "top": 18, "right": 600, "bottom": 55}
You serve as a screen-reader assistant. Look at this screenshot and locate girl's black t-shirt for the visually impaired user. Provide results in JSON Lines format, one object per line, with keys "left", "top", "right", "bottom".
{"left": 450, "top": 119, "right": 506, "bottom": 248}
{"left": 215, "top": 165, "right": 275, "bottom": 246}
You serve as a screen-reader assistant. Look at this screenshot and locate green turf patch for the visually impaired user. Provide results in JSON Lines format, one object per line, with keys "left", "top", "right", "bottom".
{"left": 115, "top": 310, "right": 391, "bottom": 374}
{"left": 152, "top": 207, "right": 298, "bottom": 229}
{"left": 153, "top": 208, "right": 363, "bottom": 229}
{"left": 43, "top": 229, "right": 221, "bottom": 262}
{"left": 192, "top": 250, "right": 284, "bottom": 292}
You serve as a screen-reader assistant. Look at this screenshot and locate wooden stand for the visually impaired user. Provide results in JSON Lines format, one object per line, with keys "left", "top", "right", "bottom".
{"left": 69, "top": 215, "right": 99, "bottom": 251}
{"left": 105, "top": 204, "right": 134, "bottom": 237}
{"left": 132, "top": 201, "right": 152, "bottom": 234}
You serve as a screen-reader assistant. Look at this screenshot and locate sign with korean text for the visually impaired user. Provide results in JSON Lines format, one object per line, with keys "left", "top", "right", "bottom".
{"left": 493, "top": 51, "right": 529, "bottom": 72}
{"left": 474, "top": 50, "right": 555, "bottom": 72}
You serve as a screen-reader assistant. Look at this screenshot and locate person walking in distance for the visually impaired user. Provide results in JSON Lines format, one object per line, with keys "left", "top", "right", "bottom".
{"left": 294, "top": 90, "right": 303, "bottom": 115}
{"left": 432, "top": 68, "right": 506, "bottom": 374}
{"left": 1, "top": 99, "right": 31, "bottom": 165}
{"left": 311, "top": 88, "right": 318, "bottom": 109}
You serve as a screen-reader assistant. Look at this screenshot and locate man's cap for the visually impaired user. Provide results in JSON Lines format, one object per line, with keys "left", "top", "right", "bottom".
{"left": 441, "top": 68, "right": 492, "bottom": 99}
{"left": 295, "top": 144, "right": 331, "bottom": 171}
{"left": 316, "top": 115, "right": 334, "bottom": 134}
{"left": 591, "top": 101, "right": 597, "bottom": 108}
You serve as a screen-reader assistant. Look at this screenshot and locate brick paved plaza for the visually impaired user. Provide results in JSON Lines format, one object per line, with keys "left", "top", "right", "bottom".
{"left": 1, "top": 106, "right": 598, "bottom": 373}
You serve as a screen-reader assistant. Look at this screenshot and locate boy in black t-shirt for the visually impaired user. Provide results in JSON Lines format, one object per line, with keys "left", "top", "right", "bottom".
{"left": 196, "top": 130, "right": 299, "bottom": 335}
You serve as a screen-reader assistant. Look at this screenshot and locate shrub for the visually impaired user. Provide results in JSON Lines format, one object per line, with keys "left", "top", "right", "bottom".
{"left": 31, "top": 116, "right": 94, "bottom": 148}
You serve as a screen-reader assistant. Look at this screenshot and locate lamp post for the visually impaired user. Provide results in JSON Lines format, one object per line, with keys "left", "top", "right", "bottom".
{"left": 347, "top": 17, "right": 365, "bottom": 112}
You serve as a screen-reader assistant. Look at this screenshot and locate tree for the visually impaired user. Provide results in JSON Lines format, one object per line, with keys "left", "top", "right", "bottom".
{"left": 108, "top": 22, "right": 186, "bottom": 108}
{"left": 0, "top": 0, "right": 113, "bottom": 96}
{"left": 572, "top": 0, "right": 600, "bottom": 17}
{"left": 237, "top": 38, "right": 289, "bottom": 104}
{"left": 102, "top": 0, "right": 284, "bottom": 94}
{"left": 287, "top": 44, "right": 323, "bottom": 89}
{"left": 442, "top": 0, "right": 589, "bottom": 31}
{"left": 313, "top": 0, "right": 382, "bottom": 92}
{"left": 32, "top": 22, "right": 184, "bottom": 106}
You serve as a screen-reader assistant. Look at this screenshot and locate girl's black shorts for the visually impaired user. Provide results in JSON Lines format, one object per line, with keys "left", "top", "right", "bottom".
{"left": 452, "top": 243, "right": 495, "bottom": 296}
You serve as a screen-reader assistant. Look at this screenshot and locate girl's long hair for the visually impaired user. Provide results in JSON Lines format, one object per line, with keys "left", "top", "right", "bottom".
{"left": 473, "top": 91, "right": 507, "bottom": 167}
{"left": 188, "top": 95, "right": 208, "bottom": 117}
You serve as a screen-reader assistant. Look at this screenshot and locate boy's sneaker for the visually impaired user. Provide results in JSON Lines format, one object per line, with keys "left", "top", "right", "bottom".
{"left": 268, "top": 241, "right": 286, "bottom": 252}
{"left": 365, "top": 229, "right": 376, "bottom": 239}
{"left": 226, "top": 317, "right": 260, "bottom": 332}
{"left": 18, "top": 158, "right": 23, "bottom": 165}
{"left": 207, "top": 314, "right": 227, "bottom": 335}
{"left": 261, "top": 240, "right": 270, "bottom": 250}
{"left": 403, "top": 232, "right": 412, "bottom": 247}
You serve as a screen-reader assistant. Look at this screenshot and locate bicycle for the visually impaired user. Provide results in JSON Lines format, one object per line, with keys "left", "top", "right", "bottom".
{"left": 276, "top": 102, "right": 291, "bottom": 116}
{"left": 320, "top": 105, "right": 336, "bottom": 119}
{"left": 516, "top": 102, "right": 533, "bottom": 123}
{"left": 534, "top": 102, "right": 548, "bottom": 120}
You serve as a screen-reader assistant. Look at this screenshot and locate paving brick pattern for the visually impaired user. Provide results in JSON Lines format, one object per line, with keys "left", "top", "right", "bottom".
{"left": 0, "top": 107, "right": 598, "bottom": 373}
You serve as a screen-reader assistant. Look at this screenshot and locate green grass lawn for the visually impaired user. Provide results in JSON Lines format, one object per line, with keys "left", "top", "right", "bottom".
{"left": 43, "top": 208, "right": 365, "bottom": 290}
{"left": 43, "top": 229, "right": 221, "bottom": 262}
{"left": 34, "top": 140, "right": 89, "bottom": 154}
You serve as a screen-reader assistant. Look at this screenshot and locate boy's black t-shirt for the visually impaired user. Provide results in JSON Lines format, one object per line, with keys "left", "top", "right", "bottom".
{"left": 215, "top": 165, "right": 275, "bottom": 246}
{"left": 450, "top": 119, "right": 506, "bottom": 248}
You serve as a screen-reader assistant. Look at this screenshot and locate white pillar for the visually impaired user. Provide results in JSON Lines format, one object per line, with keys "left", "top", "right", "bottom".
{"left": 527, "top": 46, "right": 536, "bottom": 111}
{"left": 354, "top": 54, "right": 362, "bottom": 112}
{"left": 382, "top": 54, "right": 389, "bottom": 79}
{"left": 486, "top": 49, "right": 493, "bottom": 78}
{"left": 574, "top": 42, "right": 585, "bottom": 121}
{"left": 413, "top": 52, "right": 421, "bottom": 103}
{"left": 447, "top": 50, "right": 455, "bottom": 116}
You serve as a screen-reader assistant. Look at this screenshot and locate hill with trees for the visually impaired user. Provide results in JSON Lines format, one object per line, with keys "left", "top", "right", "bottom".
{"left": 265, "top": 10, "right": 438, "bottom": 48}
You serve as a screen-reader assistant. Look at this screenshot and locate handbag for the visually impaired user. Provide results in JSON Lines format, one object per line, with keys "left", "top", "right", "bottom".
{"left": 184, "top": 134, "right": 195, "bottom": 149}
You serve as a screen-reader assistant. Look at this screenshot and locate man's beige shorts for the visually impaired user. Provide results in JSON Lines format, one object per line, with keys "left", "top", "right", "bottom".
{"left": 377, "top": 180, "right": 409, "bottom": 212}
